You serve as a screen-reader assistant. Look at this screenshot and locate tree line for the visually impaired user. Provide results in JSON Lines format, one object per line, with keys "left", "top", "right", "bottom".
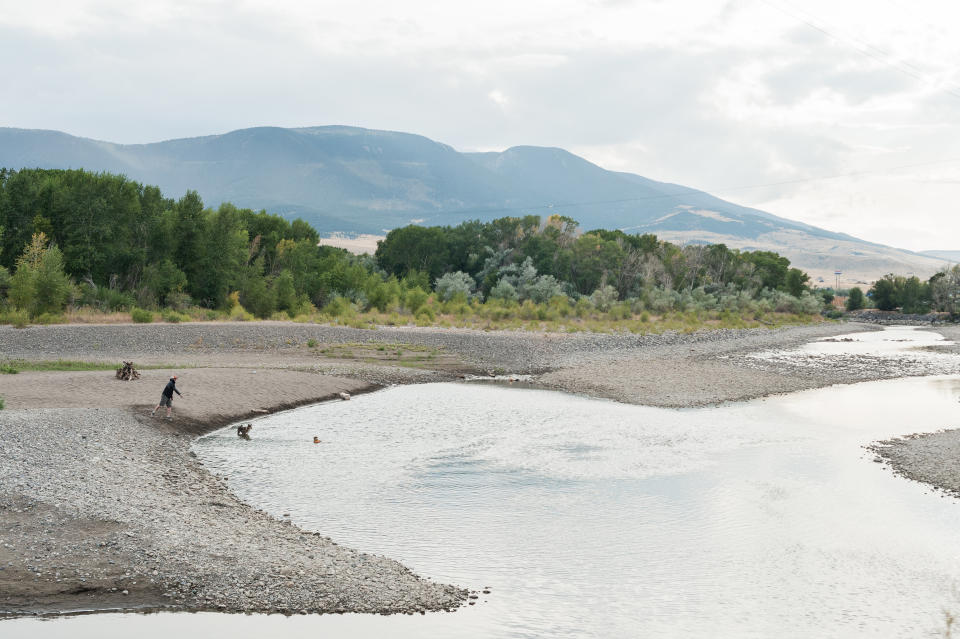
{"left": 375, "top": 214, "right": 821, "bottom": 311}
{"left": 0, "top": 167, "right": 834, "bottom": 323}
{"left": 846, "top": 267, "right": 960, "bottom": 315}
{"left": 0, "top": 168, "right": 377, "bottom": 319}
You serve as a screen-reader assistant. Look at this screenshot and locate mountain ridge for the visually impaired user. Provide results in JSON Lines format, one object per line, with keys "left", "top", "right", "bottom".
{"left": 0, "top": 125, "right": 948, "bottom": 285}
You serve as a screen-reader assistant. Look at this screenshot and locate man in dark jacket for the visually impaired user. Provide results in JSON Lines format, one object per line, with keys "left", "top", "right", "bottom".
{"left": 151, "top": 375, "right": 184, "bottom": 420}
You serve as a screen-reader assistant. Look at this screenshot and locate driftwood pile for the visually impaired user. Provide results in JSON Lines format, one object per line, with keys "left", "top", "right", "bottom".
{"left": 115, "top": 361, "right": 140, "bottom": 381}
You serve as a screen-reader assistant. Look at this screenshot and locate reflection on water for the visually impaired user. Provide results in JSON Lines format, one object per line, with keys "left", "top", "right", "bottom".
{"left": 747, "top": 325, "right": 959, "bottom": 376}
{"left": 8, "top": 328, "right": 960, "bottom": 638}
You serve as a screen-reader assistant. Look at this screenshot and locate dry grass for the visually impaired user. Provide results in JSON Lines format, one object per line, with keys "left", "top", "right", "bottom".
{"left": 6, "top": 304, "right": 826, "bottom": 335}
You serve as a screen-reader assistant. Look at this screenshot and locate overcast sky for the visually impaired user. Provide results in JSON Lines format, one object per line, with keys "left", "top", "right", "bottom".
{"left": 2, "top": 0, "right": 959, "bottom": 251}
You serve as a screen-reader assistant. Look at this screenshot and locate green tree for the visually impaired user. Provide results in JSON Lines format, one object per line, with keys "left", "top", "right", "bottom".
{"left": 846, "top": 287, "right": 865, "bottom": 311}
{"left": 870, "top": 276, "right": 899, "bottom": 311}
{"left": 8, "top": 232, "right": 73, "bottom": 317}
{"left": 272, "top": 270, "right": 297, "bottom": 315}
{"left": 785, "top": 268, "right": 810, "bottom": 297}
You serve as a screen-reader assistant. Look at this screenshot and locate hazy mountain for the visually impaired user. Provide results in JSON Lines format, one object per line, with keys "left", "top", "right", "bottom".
{"left": 920, "top": 250, "right": 960, "bottom": 264}
{"left": 0, "top": 125, "right": 949, "bottom": 285}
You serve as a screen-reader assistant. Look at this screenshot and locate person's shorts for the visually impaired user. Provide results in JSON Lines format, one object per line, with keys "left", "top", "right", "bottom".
{"left": 158, "top": 394, "right": 172, "bottom": 407}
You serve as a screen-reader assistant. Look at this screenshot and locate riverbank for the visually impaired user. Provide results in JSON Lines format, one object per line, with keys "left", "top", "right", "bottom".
{"left": 3, "top": 319, "right": 954, "bottom": 619}
{"left": 866, "top": 324, "right": 960, "bottom": 498}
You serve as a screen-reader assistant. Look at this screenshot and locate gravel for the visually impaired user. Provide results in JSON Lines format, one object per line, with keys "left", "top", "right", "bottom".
{"left": 4, "top": 318, "right": 957, "bottom": 619}
{"left": 0, "top": 408, "right": 466, "bottom": 616}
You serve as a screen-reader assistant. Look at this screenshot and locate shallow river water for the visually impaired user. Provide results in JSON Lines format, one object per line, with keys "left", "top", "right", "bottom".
{"left": 8, "top": 327, "right": 960, "bottom": 638}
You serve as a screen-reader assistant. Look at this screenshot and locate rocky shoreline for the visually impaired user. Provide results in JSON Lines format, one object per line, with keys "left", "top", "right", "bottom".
{"left": 2, "top": 319, "right": 957, "bottom": 619}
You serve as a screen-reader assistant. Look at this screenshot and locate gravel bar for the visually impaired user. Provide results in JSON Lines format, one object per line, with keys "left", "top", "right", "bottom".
{"left": 5, "top": 319, "right": 954, "bottom": 619}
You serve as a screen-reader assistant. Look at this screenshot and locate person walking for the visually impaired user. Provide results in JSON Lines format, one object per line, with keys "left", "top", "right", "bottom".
{"left": 151, "top": 375, "right": 183, "bottom": 420}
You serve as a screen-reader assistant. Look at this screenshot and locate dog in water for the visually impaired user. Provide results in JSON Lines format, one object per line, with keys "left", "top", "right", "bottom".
{"left": 237, "top": 423, "right": 253, "bottom": 439}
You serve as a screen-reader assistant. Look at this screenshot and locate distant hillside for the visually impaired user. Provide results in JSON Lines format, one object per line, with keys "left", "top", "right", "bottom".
{"left": 921, "top": 250, "right": 960, "bottom": 263}
{"left": 0, "top": 125, "right": 949, "bottom": 285}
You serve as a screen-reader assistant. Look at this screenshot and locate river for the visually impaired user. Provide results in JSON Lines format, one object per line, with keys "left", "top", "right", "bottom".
{"left": 8, "top": 326, "right": 960, "bottom": 638}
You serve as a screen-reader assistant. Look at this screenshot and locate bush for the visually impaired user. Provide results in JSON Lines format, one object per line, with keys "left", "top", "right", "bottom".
{"left": 435, "top": 271, "right": 475, "bottom": 302}
{"left": 489, "top": 279, "right": 518, "bottom": 302}
{"left": 526, "top": 275, "right": 565, "bottom": 304}
{"left": 161, "top": 309, "right": 190, "bottom": 323}
{"left": 34, "top": 312, "right": 65, "bottom": 325}
{"left": 648, "top": 287, "right": 680, "bottom": 313}
{"left": 229, "top": 303, "right": 254, "bottom": 321}
{"left": 414, "top": 305, "right": 436, "bottom": 322}
{"left": 549, "top": 295, "right": 572, "bottom": 318}
{"left": 0, "top": 309, "right": 30, "bottom": 328}
{"left": 574, "top": 297, "right": 593, "bottom": 318}
{"left": 403, "top": 287, "right": 429, "bottom": 314}
{"left": 78, "top": 283, "right": 136, "bottom": 312}
{"left": 589, "top": 285, "right": 619, "bottom": 312}
{"left": 0, "top": 397, "right": 4, "bottom": 410}
{"left": 608, "top": 302, "right": 632, "bottom": 320}
{"left": 322, "top": 296, "right": 355, "bottom": 318}
{"left": 131, "top": 308, "right": 154, "bottom": 323}
{"left": 365, "top": 278, "right": 399, "bottom": 312}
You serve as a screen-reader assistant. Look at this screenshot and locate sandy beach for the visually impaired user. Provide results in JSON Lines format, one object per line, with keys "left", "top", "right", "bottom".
{"left": 2, "top": 319, "right": 958, "bottom": 618}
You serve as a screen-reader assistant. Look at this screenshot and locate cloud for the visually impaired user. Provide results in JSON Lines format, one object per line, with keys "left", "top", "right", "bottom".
{"left": 3, "top": 0, "right": 960, "bottom": 249}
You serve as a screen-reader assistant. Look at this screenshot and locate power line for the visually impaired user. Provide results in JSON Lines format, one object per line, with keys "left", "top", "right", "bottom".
{"left": 757, "top": 0, "right": 960, "bottom": 101}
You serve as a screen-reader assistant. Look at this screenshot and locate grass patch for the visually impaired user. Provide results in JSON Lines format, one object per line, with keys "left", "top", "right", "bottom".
{"left": 0, "top": 359, "right": 189, "bottom": 373}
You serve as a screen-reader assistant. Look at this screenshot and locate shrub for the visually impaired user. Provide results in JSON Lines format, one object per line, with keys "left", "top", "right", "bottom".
{"left": 549, "top": 295, "right": 572, "bottom": 318}
{"left": 78, "top": 283, "right": 136, "bottom": 312}
{"left": 574, "top": 297, "right": 593, "bottom": 318}
{"left": 414, "top": 305, "right": 436, "bottom": 322}
{"left": 518, "top": 300, "right": 540, "bottom": 320}
{"left": 34, "top": 313, "right": 66, "bottom": 325}
{"left": 590, "top": 285, "right": 619, "bottom": 312}
{"left": 366, "top": 278, "right": 398, "bottom": 312}
{"left": 435, "top": 271, "right": 475, "bottom": 302}
{"left": 229, "top": 303, "right": 254, "bottom": 321}
{"left": 322, "top": 296, "right": 355, "bottom": 318}
{"left": 131, "top": 308, "right": 154, "bottom": 323}
{"left": 648, "top": 287, "right": 680, "bottom": 313}
{"left": 161, "top": 309, "right": 190, "bottom": 323}
{"left": 0, "top": 397, "right": 4, "bottom": 410}
{"left": 166, "top": 291, "right": 193, "bottom": 311}
{"left": 608, "top": 302, "right": 632, "bottom": 320}
{"left": 403, "top": 287, "right": 429, "bottom": 314}
{"left": 526, "top": 275, "right": 565, "bottom": 304}
{"left": 0, "top": 309, "right": 30, "bottom": 328}
{"left": 489, "top": 279, "right": 518, "bottom": 302}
